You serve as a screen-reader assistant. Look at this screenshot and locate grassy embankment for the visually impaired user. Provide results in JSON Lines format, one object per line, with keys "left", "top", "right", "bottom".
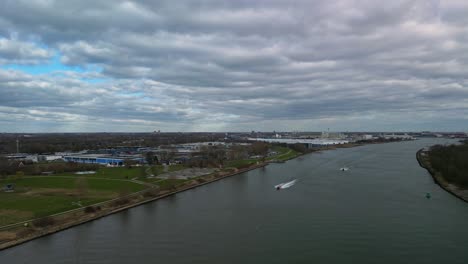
{"left": 417, "top": 140, "right": 468, "bottom": 202}
{"left": 224, "top": 146, "right": 300, "bottom": 169}
{"left": 268, "top": 146, "right": 300, "bottom": 161}
{"left": 426, "top": 142, "right": 468, "bottom": 188}
{"left": 0, "top": 145, "right": 305, "bottom": 249}
{"left": 0, "top": 175, "right": 146, "bottom": 226}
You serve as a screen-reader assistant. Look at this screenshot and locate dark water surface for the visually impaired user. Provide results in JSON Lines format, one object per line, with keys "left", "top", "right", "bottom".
{"left": 2, "top": 139, "right": 468, "bottom": 264}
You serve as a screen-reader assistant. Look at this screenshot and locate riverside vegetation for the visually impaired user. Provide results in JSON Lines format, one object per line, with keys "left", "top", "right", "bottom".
{"left": 416, "top": 139, "right": 468, "bottom": 204}
{"left": 427, "top": 140, "right": 468, "bottom": 188}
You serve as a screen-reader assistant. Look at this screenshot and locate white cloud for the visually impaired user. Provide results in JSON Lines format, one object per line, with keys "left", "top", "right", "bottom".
{"left": 0, "top": 0, "right": 467, "bottom": 132}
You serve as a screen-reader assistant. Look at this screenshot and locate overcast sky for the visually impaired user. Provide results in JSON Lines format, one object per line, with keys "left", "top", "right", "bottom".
{"left": 1, "top": 0, "right": 467, "bottom": 132}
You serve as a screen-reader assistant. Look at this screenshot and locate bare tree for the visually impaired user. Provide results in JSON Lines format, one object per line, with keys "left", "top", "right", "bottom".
{"left": 228, "top": 145, "right": 247, "bottom": 160}
{"left": 250, "top": 142, "right": 269, "bottom": 156}
{"left": 145, "top": 151, "right": 155, "bottom": 165}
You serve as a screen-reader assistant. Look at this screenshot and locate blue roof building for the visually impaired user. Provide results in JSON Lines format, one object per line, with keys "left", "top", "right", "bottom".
{"left": 63, "top": 154, "right": 144, "bottom": 166}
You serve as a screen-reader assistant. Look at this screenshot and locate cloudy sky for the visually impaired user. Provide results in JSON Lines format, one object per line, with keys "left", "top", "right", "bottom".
{"left": 1, "top": 0, "right": 468, "bottom": 132}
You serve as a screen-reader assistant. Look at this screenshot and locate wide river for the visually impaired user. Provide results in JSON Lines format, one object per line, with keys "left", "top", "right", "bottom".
{"left": 2, "top": 138, "right": 468, "bottom": 263}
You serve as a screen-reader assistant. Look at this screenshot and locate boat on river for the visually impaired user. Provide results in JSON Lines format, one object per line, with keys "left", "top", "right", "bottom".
{"left": 275, "top": 179, "right": 297, "bottom": 190}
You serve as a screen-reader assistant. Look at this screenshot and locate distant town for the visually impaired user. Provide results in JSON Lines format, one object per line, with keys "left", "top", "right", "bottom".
{"left": 1, "top": 131, "right": 466, "bottom": 168}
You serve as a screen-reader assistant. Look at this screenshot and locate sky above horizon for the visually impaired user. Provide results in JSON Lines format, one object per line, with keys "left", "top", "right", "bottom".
{"left": 1, "top": 0, "right": 468, "bottom": 132}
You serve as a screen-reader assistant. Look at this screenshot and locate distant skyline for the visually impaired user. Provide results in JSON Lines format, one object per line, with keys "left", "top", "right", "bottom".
{"left": 1, "top": 0, "right": 468, "bottom": 132}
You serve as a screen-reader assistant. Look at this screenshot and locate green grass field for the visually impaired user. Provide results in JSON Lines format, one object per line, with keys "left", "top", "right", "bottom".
{"left": 268, "top": 146, "right": 300, "bottom": 161}
{"left": 54, "top": 166, "right": 146, "bottom": 180}
{"left": 0, "top": 194, "right": 106, "bottom": 224}
{"left": 156, "top": 179, "right": 188, "bottom": 190}
{"left": 151, "top": 164, "right": 187, "bottom": 175}
{"left": 95, "top": 167, "right": 145, "bottom": 179}
{"left": 224, "top": 146, "right": 300, "bottom": 168}
{"left": 8, "top": 177, "right": 145, "bottom": 192}
{"left": 167, "top": 164, "right": 187, "bottom": 172}
{"left": 0, "top": 176, "right": 147, "bottom": 226}
{"left": 151, "top": 165, "right": 165, "bottom": 175}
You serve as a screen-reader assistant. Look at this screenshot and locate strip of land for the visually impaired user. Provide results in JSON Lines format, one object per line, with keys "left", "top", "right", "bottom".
{"left": 0, "top": 163, "right": 268, "bottom": 250}
{"left": 0, "top": 144, "right": 302, "bottom": 249}
{"left": 417, "top": 144, "right": 468, "bottom": 203}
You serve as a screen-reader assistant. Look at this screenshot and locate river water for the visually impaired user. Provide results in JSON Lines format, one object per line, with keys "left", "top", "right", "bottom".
{"left": 1, "top": 138, "right": 468, "bottom": 264}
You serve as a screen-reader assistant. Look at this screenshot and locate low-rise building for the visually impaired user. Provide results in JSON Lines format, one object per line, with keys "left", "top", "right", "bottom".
{"left": 63, "top": 154, "right": 144, "bottom": 166}
{"left": 37, "top": 155, "right": 63, "bottom": 162}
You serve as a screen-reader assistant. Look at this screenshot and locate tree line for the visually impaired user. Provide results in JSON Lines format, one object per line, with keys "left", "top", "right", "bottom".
{"left": 429, "top": 140, "right": 468, "bottom": 188}
{"left": 0, "top": 158, "right": 99, "bottom": 178}
{"left": 0, "top": 133, "right": 227, "bottom": 154}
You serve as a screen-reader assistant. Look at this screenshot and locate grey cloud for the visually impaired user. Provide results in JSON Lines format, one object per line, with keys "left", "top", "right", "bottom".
{"left": 0, "top": 37, "right": 53, "bottom": 65}
{"left": 0, "top": 0, "right": 468, "bottom": 132}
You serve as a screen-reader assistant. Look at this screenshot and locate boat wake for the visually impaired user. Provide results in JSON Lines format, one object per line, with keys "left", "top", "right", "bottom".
{"left": 275, "top": 179, "right": 297, "bottom": 190}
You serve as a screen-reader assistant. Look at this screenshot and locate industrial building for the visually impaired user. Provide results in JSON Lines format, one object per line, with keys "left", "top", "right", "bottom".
{"left": 63, "top": 154, "right": 144, "bottom": 166}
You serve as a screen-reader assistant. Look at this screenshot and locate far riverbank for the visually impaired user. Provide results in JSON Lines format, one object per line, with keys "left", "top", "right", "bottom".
{"left": 416, "top": 148, "right": 468, "bottom": 203}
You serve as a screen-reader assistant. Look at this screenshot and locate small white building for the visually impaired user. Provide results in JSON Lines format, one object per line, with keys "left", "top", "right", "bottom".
{"left": 38, "top": 155, "right": 63, "bottom": 162}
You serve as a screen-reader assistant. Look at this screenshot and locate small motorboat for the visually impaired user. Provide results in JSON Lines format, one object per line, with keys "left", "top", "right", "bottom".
{"left": 275, "top": 179, "right": 297, "bottom": 190}
{"left": 340, "top": 167, "right": 349, "bottom": 171}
